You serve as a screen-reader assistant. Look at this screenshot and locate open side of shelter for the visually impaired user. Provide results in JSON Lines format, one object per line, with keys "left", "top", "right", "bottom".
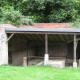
{"left": 0, "top": 25, "right": 80, "bottom": 68}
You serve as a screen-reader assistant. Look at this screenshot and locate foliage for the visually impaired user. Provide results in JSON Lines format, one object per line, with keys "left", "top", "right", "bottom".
{"left": 0, "top": 0, "right": 80, "bottom": 26}
{"left": 0, "top": 65, "right": 80, "bottom": 80}
{"left": 20, "top": 0, "right": 80, "bottom": 23}
{"left": 0, "top": 6, "right": 33, "bottom": 26}
{"left": 72, "top": 17, "right": 80, "bottom": 28}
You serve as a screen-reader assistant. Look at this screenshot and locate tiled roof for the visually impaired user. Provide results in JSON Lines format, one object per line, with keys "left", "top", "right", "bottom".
{"left": 0, "top": 24, "right": 16, "bottom": 28}
{"left": 20, "top": 23, "right": 71, "bottom": 28}
{"left": 0, "top": 23, "right": 72, "bottom": 30}
{"left": 0, "top": 24, "right": 16, "bottom": 31}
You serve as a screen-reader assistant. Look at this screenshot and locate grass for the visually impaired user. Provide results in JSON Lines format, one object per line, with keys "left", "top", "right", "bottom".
{"left": 0, "top": 65, "right": 80, "bottom": 80}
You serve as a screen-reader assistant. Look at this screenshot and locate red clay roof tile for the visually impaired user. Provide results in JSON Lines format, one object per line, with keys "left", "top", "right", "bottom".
{"left": 20, "top": 23, "right": 71, "bottom": 28}
{"left": 0, "top": 23, "right": 72, "bottom": 29}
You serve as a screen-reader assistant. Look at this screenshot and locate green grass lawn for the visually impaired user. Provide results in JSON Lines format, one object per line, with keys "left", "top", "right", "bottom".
{"left": 0, "top": 65, "right": 80, "bottom": 80}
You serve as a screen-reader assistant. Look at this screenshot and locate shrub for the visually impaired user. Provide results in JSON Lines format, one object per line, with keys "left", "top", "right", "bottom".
{"left": 0, "top": 6, "right": 34, "bottom": 27}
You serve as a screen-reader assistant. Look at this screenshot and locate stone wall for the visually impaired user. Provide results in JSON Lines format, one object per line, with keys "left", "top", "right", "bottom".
{"left": 38, "top": 43, "right": 67, "bottom": 58}
{"left": 9, "top": 40, "right": 68, "bottom": 65}
{"left": 0, "top": 29, "right": 8, "bottom": 65}
{"left": 67, "top": 42, "right": 73, "bottom": 59}
{"left": 27, "top": 45, "right": 36, "bottom": 59}
{"left": 11, "top": 36, "right": 26, "bottom": 65}
{"left": 67, "top": 41, "right": 80, "bottom": 60}
{"left": 9, "top": 36, "right": 36, "bottom": 66}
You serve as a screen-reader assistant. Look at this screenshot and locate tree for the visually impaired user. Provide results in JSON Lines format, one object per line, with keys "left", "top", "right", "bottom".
{"left": 0, "top": 0, "right": 80, "bottom": 24}
{"left": 0, "top": 6, "right": 33, "bottom": 26}
{"left": 21, "top": 0, "right": 80, "bottom": 22}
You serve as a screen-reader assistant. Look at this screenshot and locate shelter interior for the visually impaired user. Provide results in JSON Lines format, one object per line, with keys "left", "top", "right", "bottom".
{"left": 8, "top": 33, "right": 80, "bottom": 66}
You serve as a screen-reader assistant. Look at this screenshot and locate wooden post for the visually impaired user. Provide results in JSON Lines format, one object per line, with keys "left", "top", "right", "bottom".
{"left": 74, "top": 34, "right": 76, "bottom": 62}
{"left": 44, "top": 34, "right": 49, "bottom": 65}
{"left": 45, "top": 34, "right": 48, "bottom": 54}
{"left": 73, "top": 34, "right": 77, "bottom": 68}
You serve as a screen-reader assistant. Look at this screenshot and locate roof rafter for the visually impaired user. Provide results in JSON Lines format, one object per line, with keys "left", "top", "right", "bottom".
{"left": 53, "top": 34, "right": 60, "bottom": 42}
{"left": 36, "top": 34, "right": 44, "bottom": 41}
{"left": 25, "top": 34, "right": 34, "bottom": 42}
{"left": 65, "top": 34, "right": 70, "bottom": 41}
{"left": 48, "top": 34, "right": 54, "bottom": 42}
{"left": 15, "top": 34, "right": 21, "bottom": 40}
{"left": 59, "top": 35, "right": 66, "bottom": 42}
{"left": 6, "top": 33, "right": 14, "bottom": 42}
{"left": 31, "top": 34, "right": 39, "bottom": 42}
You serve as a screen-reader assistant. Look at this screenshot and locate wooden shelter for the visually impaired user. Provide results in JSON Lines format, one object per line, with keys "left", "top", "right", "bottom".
{"left": 0, "top": 23, "right": 80, "bottom": 68}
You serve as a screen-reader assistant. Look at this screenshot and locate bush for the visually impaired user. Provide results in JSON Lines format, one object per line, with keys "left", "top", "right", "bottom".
{"left": 47, "top": 9, "right": 67, "bottom": 22}
{"left": 0, "top": 6, "right": 34, "bottom": 27}
{"left": 72, "top": 17, "right": 80, "bottom": 28}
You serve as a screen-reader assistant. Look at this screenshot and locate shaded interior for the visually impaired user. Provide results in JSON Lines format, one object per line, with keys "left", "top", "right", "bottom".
{"left": 8, "top": 33, "right": 80, "bottom": 66}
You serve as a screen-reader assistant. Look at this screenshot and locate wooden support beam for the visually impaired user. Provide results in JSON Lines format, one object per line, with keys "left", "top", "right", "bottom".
{"left": 26, "top": 34, "right": 33, "bottom": 42}
{"left": 45, "top": 34, "right": 48, "bottom": 54}
{"left": 15, "top": 34, "right": 28, "bottom": 42}
{"left": 44, "top": 34, "right": 49, "bottom": 65}
{"left": 73, "top": 34, "right": 77, "bottom": 68}
{"left": 59, "top": 34, "right": 65, "bottom": 42}
{"left": 6, "top": 33, "right": 14, "bottom": 42}
{"left": 68, "top": 37, "right": 80, "bottom": 43}
{"left": 67, "top": 40, "right": 73, "bottom": 43}
{"left": 6, "top": 31, "right": 80, "bottom": 35}
{"left": 31, "top": 34, "right": 39, "bottom": 41}
{"left": 36, "top": 34, "right": 43, "bottom": 41}
{"left": 48, "top": 35, "right": 54, "bottom": 42}
{"left": 27, "top": 56, "right": 65, "bottom": 59}
{"left": 15, "top": 34, "right": 22, "bottom": 40}
{"left": 54, "top": 34, "right": 60, "bottom": 42}
{"left": 28, "top": 42, "right": 66, "bottom": 46}
{"left": 22, "top": 34, "right": 29, "bottom": 41}
{"left": 65, "top": 34, "right": 70, "bottom": 41}
{"left": 74, "top": 34, "right": 77, "bottom": 62}
{"left": 76, "top": 38, "right": 80, "bottom": 41}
